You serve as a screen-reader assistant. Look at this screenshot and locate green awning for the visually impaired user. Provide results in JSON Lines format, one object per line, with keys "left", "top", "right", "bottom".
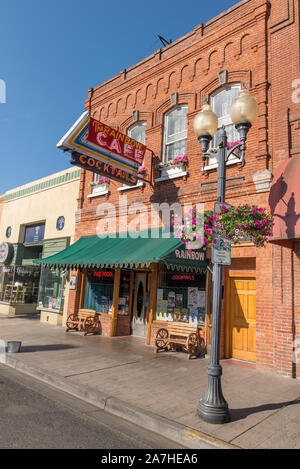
{"left": 34, "top": 230, "right": 207, "bottom": 272}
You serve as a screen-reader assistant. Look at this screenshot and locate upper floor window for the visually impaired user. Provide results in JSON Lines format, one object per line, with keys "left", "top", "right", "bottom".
{"left": 163, "top": 105, "right": 188, "bottom": 163}
{"left": 127, "top": 121, "right": 146, "bottom": 146}
{"left": 210, "top": 83, "right": 240, "bottom": 148}
{"left": 118, "top": 121, "right": 147, "bottom": 190}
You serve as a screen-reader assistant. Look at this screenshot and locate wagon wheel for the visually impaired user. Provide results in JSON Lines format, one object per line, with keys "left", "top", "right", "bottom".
{"left": 188, "top": 333, "right": 200, "bottom": 359}
{"left": 66, "top": 314, "right": 78, "bottom": 331}
{"left": 83, "top": 317, "right": 96, "bottom": 335}
{"left": 155, "top": 328, "right": 169, "bottom": 351}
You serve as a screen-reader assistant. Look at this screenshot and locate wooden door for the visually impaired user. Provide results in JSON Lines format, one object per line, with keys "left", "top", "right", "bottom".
{"left": 227, "top": 277, "right": 256, "bottom": 362}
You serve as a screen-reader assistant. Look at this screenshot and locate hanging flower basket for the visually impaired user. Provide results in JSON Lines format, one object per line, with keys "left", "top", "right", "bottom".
{"left": 173, "top": 204, "right": 274, "bottom": 249}
{"left": 227, "top": 140, "right": 241, "bottom": 149}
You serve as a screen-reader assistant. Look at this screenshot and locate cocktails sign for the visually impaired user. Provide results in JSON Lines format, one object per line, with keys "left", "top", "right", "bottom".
{"left": 70, "top": 152, "right": 138, "bottom": 186}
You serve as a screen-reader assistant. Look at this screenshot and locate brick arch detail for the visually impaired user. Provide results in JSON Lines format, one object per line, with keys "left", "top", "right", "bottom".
{"left": 199, "top": 70, "right": 252, "bottom": 106}
{"left": 191, "top": 57, "right": 203, "bottom": 82}
{"left": 143, "top": 83, "right": 154, "bottom": 104}
{"left": 154, "top": 77, "right": 166, "bottom": 98}
{"left": 153, "top": 93, "right": 196, "bottom": 127}
{"left": 119, "top": 112, "right": 153, "bottom": 134}
{"left": 178, "top": 64, "right": 193, "bottom": 88}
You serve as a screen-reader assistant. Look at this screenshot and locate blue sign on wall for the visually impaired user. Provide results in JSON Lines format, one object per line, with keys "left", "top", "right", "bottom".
{"left": 24, "top": 224, "right": 45, "bottom": 244}
{"left": 56, "top": 216, "right": 65, "bottom": 231}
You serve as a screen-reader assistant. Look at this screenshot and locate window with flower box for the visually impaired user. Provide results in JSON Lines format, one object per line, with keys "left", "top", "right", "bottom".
{"left": 156, "top": 105, "right": 188, "bottom": 182}
{"left": 89, "top": 174, "right": 110, "bottom": 197}
{"left": 163, "top": 105, "right": 188, "bottom": 162}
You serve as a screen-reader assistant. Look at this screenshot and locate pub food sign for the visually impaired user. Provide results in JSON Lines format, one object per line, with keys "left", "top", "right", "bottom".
{"left": 57, "top": 112, "right": 151, "bottom": 186}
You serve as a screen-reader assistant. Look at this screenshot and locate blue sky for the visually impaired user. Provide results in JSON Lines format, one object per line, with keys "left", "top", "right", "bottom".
{"left": 0, "top": 0, "right": 238, "bottom": 192}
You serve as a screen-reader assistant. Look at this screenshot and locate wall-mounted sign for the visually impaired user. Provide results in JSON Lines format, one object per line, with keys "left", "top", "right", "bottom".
{"left": 56, "top": 216, "right": 65, "bottom": 231}
{"left": 212, "top": 236, "right": 231, "bottom": 265}
{"left": 69, "top": 275, "right": 77, "bottom": 290}
{"left": 87, "top": 117, "right": 146, "bottom": 167}
{"left": 57, "top": 112, "right": 141, "bottom": 177}
{"left": 6, "top": 226, "right": 12, "bottom": 239}
{"left": 24, "top": 224, "right": 45, "bottom": 244}
{"left": 0, "top": 242, "right": 14, "bottom": 264}
{"left": 70, "top": 152, "right": 138, "bottom": 186}
{"left": 163, "top": 246, "right": 207, "bottom": 272}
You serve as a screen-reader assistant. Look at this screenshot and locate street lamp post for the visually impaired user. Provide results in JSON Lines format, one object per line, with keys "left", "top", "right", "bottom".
{"left": 193, "top": 86, "right": 258, "bottom": 424}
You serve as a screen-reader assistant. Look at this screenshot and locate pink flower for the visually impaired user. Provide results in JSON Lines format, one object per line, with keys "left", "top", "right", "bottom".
{"left": 227, "top": 140, "right": 241, "bottom": 149}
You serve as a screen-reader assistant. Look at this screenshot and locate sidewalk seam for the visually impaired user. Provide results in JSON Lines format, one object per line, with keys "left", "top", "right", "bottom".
{"left": 64, "top": 360, "right": 144, "bottom": 378}
{"left": 3, "top": 356, "right": 239, "bottom": 450}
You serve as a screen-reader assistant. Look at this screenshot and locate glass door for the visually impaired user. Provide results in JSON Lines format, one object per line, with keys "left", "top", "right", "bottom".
{"left": 132, "top": 273, "right": 148, "bottom": 337}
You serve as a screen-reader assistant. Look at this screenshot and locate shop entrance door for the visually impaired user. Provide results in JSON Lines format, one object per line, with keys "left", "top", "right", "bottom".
{"left": 132, "top": 273, "right": 147, "bottom": 337}
{"left": 226, "top": 277, "right": 256, "bottom": 362}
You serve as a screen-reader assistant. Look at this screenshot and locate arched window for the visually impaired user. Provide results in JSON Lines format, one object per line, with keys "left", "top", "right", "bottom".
{"left": 163, "top": 105, "right": 188, "bottom": 163}
{"left": 127, "top": 121, "right": 146, "bottom": 146}
{"left": 210, "top": 83, "right": 240, "bottom": 148}
{"left": 117, "top": 121, "right": 147, "bottom": 191}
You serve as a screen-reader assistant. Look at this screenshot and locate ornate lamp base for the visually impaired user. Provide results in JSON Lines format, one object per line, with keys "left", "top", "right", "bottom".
{"left": 197, "top": 365, "right": 230, "bottom": 424}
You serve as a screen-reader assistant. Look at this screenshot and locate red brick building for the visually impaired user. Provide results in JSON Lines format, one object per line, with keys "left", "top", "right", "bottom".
{"left": 50, "top": 0, "right": 300, "bottom": 377}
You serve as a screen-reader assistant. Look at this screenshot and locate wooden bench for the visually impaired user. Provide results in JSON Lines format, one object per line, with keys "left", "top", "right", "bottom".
{"left": 66, "top": 309, "right": 101, "bottom": 336}
{"left": 155, "top": 322, "right": 205, "bottom": 359}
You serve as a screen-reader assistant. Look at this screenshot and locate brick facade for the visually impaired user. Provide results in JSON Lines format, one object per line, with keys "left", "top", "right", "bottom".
{"left": 68, "top": 0, "right": 300, "bottom": 377}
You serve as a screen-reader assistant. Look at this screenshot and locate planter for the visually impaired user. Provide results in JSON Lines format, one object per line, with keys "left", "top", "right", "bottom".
{"left": 159, "top": 164, "right": 186, "bottom": 178}
{"left": 7, "top": 341, "right": 22, "bottom": 353}
{"left": 92, "top": 183, "right": 109, "bottom": 195}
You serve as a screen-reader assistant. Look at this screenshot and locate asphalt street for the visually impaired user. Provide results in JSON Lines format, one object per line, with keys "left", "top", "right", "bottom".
{"left": 0, "top": 364, "right": 183, "bottom": 449}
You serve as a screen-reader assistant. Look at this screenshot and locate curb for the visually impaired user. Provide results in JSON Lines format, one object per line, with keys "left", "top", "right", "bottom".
{"left": 4, "top": 356, "right": 239, "bottom": 450}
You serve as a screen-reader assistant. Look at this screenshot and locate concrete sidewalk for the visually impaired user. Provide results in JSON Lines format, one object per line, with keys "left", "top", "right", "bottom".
{"left": 0, "top": 315, "right": 300, "bottom": 449}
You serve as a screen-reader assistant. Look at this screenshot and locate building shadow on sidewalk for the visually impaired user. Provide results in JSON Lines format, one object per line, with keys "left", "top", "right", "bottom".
{"left": 19, "top": 344, "right": 79, "bottom": 353}
{"left": 230, "top": 399, "right": 300, "bottom": 421}
{"left": 0, "top": 314, "right": 40, "bottom": 321}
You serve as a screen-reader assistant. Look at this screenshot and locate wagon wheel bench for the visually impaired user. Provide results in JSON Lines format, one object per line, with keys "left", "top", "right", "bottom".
{"left": 66, "top": 309, "right": 101, "bottom": 336}
{"left": 155, "top": 322, "right": 205, "bottom": 359}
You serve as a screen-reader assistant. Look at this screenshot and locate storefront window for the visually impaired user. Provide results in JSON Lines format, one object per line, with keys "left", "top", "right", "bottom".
{"left": 0, "top": 265, "right": 41, "bottom": 304}
{"left": 84, "top": 269, "right": 114, "bottom": 313}
{"left": 155, "top": 265, "right": 206, "bottom": 326}
{"left": 37, "top": 266, "right": 66, "bottom": 311}
{"left": 118, "top": 270, "right": 131, "bottom": 316}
